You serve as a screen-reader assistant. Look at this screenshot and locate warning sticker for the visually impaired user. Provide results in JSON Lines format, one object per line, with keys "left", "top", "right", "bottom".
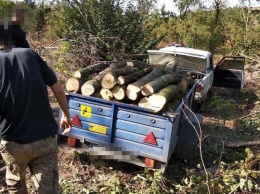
{"left": 80, "top": 105, "right": 92, "bottom": 118}
{"left": 89, "top": 123, "right": 107, "bottom": 134}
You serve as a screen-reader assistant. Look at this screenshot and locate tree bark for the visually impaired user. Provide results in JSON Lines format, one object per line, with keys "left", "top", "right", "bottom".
{"left": 126, "top": 68, "right": 164, "bottom": 93}
{"left": 162, "top": 98, "right": 182, "bottom": 115}
{"left": 66, "top": 77, "right": 86, "bottom": 93}
{"left": 74, "top": 63, "right": 110, "bottom": 79}
{"left": 141, "top": 74, "right": 181, "bottom": 96}
{"left": 112, "top": 85, "right": 126, "bottom": 100}
{"left": 117, "top": 66, "right": 153, "bottom": 85}
{"left": 101, "top": 66, "right": 139, "bottom": 89}
{"left": 109, "top": 62, "right": 127, "bottom": 69}
{"left": 81, "top": 67, "right": 115, "bottom": 96}
{"left": 148, "top": 85, "right": 180, "bottom": 112}
{"left": 126, "top": 60, "right": 149, "bottom": 69}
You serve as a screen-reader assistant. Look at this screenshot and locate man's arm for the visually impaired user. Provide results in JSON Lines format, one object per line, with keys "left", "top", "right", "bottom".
{"left": 50, "top": 82, "right": 72, "bottom": 134}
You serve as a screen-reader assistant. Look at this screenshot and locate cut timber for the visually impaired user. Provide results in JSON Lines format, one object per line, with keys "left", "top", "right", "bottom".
{"left": 112, "top": 85, "right": 126, "bottom": 100}
{"left": 110, "top": 62, "right": 127, "bottom": 69}
{"left": 148, "top": 85, "right": 180, "bottom": 112}
{"left": 117, "top": 66, "right": 153, "bottom": 85}
{"left": 66, "top": 77, "right": 86, "bottom": 93}
{"left": 162, "top": 98, "right": 182, "bottom": 115}
{"left": 100, "top": 88, "right": 113, "bottom": 100}
{"left": 178, "top": 77, "right": 195, "bottom": 92}
{"left": 138, "top": 97, "right": 153, "bottom": 110}
{"left": 101, "top": 66, "right": 139, "bottom": 89}
{"left": 126, "top": 89, "right": 140, "bottom": 101}
{"left": 74, "top": 63, "right": 110, "bottom": 79}
{"left": 81, "top": 67, "right": 115, "bottom": 96}
{"left": 224, "top": 140, "right": 260, "bottom": 148}
{"left": 127, "top": 68, "right": 164, "bottom": 93}
{"left": 141, "top": 74, "right": 181, "bottom": 96}
{"left": 126, "top": 61, "right": 149, "bottom": 69}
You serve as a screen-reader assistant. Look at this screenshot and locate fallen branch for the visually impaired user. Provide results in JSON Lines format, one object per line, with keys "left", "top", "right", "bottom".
{"left": 238, "top": 111, "right": 260, "bottom": 120}
{"left": 225, "top": 140, "right": 260, "bottom": 148}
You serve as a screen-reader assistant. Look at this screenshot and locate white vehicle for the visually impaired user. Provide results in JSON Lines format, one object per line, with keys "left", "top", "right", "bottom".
{"left": 147, "top": 45, "right": 245, "bottom": 111}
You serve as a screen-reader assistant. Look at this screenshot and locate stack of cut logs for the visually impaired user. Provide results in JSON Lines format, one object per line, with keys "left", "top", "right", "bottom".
{"left": 66, "top": 61, "right": 195, "bottom": 113}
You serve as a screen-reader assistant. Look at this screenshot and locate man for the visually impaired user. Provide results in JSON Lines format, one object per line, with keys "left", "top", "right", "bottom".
{"left": 9, "top": 7, "right": 30, "bottom": 48}
{"left": 0, "top": 26, "right": 72, "bottom": 194}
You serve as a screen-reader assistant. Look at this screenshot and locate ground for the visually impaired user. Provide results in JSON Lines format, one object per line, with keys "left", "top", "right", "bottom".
{"left": 0, "top": 79, "right": 259, "bottom": 193}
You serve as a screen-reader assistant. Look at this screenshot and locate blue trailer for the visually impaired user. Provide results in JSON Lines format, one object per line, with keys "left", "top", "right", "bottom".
{"left": 58, "top": 82, "right": 203, "bottom": 171}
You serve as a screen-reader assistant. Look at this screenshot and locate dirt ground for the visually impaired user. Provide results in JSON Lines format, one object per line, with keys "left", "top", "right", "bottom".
{"left": 0, "top": 76, "right": 259, "bottom": 193}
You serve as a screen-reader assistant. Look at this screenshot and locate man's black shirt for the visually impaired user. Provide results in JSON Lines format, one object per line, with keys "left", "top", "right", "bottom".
{"left": 0, "top": 48, "right": 58, "bottom": 143}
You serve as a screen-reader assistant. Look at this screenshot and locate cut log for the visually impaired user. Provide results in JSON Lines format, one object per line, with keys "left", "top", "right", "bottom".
{"left": 141, "top": 74, "right": 181, "bottom": 96}
{"left": 117, "top": 66, "right": 153, "bottom": 85}
{"left": 100, "top": 88, "right": 113, "bottom": 100}
{"left": 101, "top": 66, "right": 139, "bottom": 89}
{"left": 162, "top": 98, "right": 182, "bottom": 115}
{"left": 148, "top": 85, "right": 180, "bottom": 112}
{"left": 110, "top": 62, "right": 127, "bottom": 69}
{"left": 178, "top": 77, "right": 195, "bottom": 92}
{"left": 74, "top": 63, "right": 110, "bottom": 79}
{"left": 126, "top": 68, "right": 164, "bottom": 93}
{"left": 112, "top": 85, "right": 126, "bottom": 100}
{"left": 224, "top": 140, "right": 260, "bottom": 148}
{"left": 126, "top": 89, "right": 141, "bottom": 101}
{"left": 81, "top": 67, "right": 116, "bottom": 96}
{"left": 66, "top": 77, "right": 86, "bottom": 93}
{"left": 126, "top": 61, "right": 149, "bottom": 69}
{"left": 138, "top": 97, "right": 153, "bottom": 110}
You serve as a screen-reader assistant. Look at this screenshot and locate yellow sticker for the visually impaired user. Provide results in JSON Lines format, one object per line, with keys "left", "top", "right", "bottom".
{"left": 80, "top": 105, "right": 92, "bottom": 118}
{"left": 89, "top": 123, "right": 107, "bottom": 134}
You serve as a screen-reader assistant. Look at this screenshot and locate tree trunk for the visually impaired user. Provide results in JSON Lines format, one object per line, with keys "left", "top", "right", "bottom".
{"left": 112, "top": 85, "right": 126, "bottom": 100}
{"left": 126, "top": 68, "right": 164, "bottom": 93}
{"left": 100, "top": 88, "right": 113, "bottom": 100}
{"left": 162, "top": 98, "right": 182, "bottom": 115}
{"left": 66, "top": 77, "right": 86, "bottom": 93}
{"left": 126, "top": 61, "right": 149, "bottom": 69}
{"left": 117, "top": 66, "right": 153, "bottom": 85}
{"left": 178, "top": 77, "right": 195, "bottom": 92}
{"left": 225, "top": 140, "right": 260, "bottom": 148}
{"left": 148, "top": 85, "right": 180, "bottom": 112}
{"left": 81, "top": 67, "right": 115, "bottom": 96}
{"left": 109, "top": 62, "right": 127, "bottom": 69}
{"left": 101, "top": 66, "right": 139, "bottom": 89}
{"left": 74, "top": 63, "right": 110, "bottom": 79}
{"left": 141, "top": 74, "right": 181, "bottom": 96}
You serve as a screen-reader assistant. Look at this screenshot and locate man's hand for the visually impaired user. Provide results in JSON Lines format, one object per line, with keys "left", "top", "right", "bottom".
{"left": 60, "top": 115, "right": 72, "bottom": 135}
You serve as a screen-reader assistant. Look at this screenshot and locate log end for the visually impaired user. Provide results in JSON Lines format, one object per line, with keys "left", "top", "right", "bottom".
{"left": 101, "top": 73, "right": 116, "bottom": 89}
{"left": 81, "top": 84, "right": 95, "bottom": 96}
{"left": 112, "top": 86, "right": 125, "bottom": 100}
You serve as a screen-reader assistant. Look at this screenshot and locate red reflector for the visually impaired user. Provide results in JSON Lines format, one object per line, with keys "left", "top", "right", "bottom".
{"left": 71, "top": 115, "right": 82, "bottom": 127}
{"left": 145, "top": 158, "right": 155, "bottom": 168}
{"left": 196, "top": 84, "right": 202, "bottom": 92}
{"left": 67, "top": 137, "right": 77, "bottom": 147}
{"left": 143, "top": 132, "right": 158, "bottom": 145}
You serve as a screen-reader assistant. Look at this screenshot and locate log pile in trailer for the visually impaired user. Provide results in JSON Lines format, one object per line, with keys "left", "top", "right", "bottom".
{"left": 65, "top": 60, "right": 196, "bottom": 114}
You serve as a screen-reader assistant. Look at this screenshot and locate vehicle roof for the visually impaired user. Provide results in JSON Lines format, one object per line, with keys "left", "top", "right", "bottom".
{"left": 147, "top": 46, "right": 211, "bottom": 59}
